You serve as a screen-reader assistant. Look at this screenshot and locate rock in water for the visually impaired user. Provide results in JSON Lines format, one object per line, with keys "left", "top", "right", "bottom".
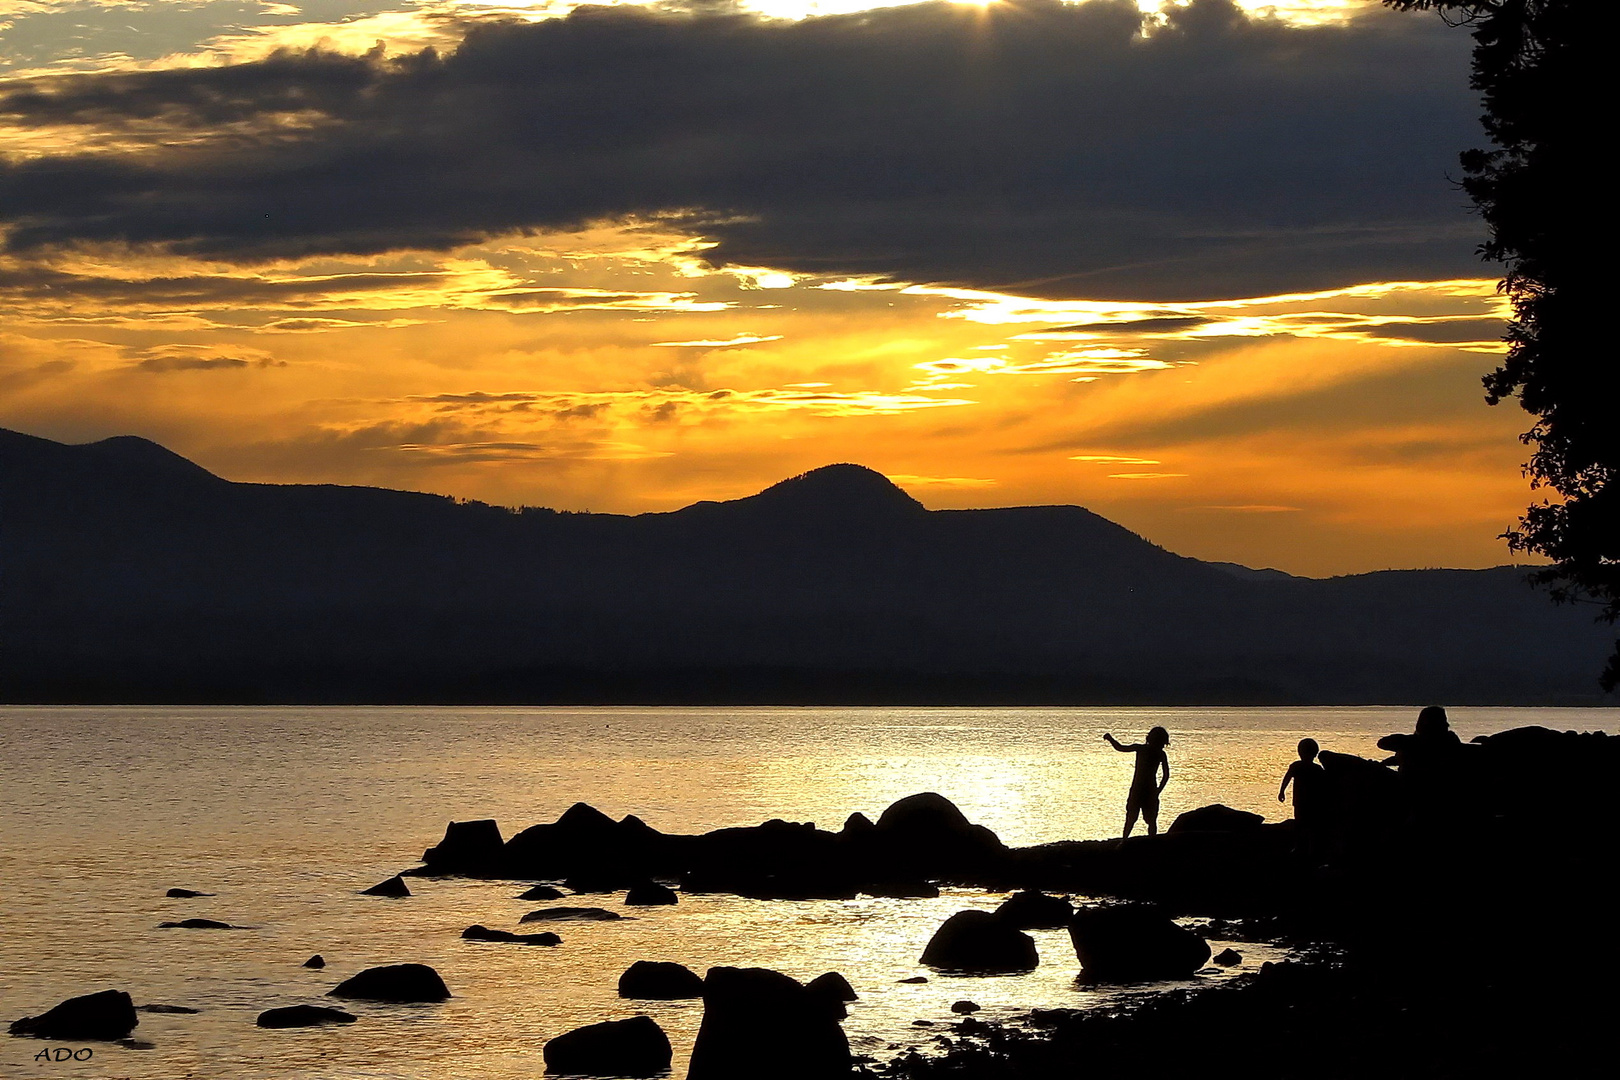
{"left": 519, "top": 884, "right": 565, "bottom": 901}
{"left": 625, "top": 881, "right": 679, "bottom": 906}
{"left": 303, "top": 955, "right": 326, "bottom": 969}
{"left": 543, "top": 1016, "right": 671, "bottom": 1076}
{"left": 10, "top": 990, "right": 138, "bottom": 1040}
{"left": 1068, "top": 905, "right": 1211, "bottom": 982}
{"left": 159, "top": 918, "right": 237, "bottom": 929}
{"left": 807, "top": 971, "right": 858, "bottom": 1002}
{"left": 421, "top": 819, "right": 505, "bottom": 875}
{"left": 165, "top": 888, "right": 211, "bottom": 898}
{"left": 689, "top": 966, "right": 851, "bottom": 1079}
{"left": 462, "top": 925, "right": 561, "bottom": 946}
{"left": 136, "top": 1004, "right": 199, "bottom": 1014}
{"left": 1213, "top": 947, "right": 1243, "bottom": 966}
{"left": 951, "top": 1000, "right": 980, "bottom": 1015}
{"left": 920, "top": 911, "right": 1038, "bottom": 973}
{"left": 869, "top": 793, "right": 1007, "bottom": 881}
{"left": 995, "top": 890, "right": 1074, "bottom": 929}
{"left": 520, "top": 906, "right": 624, "bottom": 922}
{"left": 361, "top": 875, "right": 411, "bottom": 897}
{"left": 1167, "top": 804, "right": 1267, "bottom": 834}
{"left": 619, "top": 961, "right": 704, "bottom": 999}
{"left": 328, "top": 964, "right": 451, "bottom": 1003}
{"left": 257, "top": 1005, "right": 357, "bottom": 1029}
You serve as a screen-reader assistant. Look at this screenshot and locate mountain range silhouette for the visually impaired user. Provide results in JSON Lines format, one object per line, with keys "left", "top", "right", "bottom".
{"left": 1, "top": 427, "right": 1611, "bottom": 704}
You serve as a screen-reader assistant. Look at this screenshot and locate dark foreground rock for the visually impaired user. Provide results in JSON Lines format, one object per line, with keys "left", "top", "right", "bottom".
{"left": 1168, "top": 804, "right": 1266, "bottom": 834}
{"left": 625, "top": 881, "right": 678, "bottom": 905}
{"left": 159, "top": 918, "right": 238, "bottom": 929}
{"left": 361, "top": 875, "right": 411, "bottom": 897}
{"left": 993, "top": 890, "right": 1073, "bottom": 929}
{"left": 165, "top": 888, "right": 211, "bottom": 898}
{"left": 422, "top": 819, "right": 505, "bottom": 875}
{"left": 328, "top": 964, "right": 450, "bottom": 1003}
{"left": 257, "top": 1005, "right": 356, "bottom": 1029}
{"left": 1213, "top": 948, "right": 1242, "bottom": 966}
{"left": 1069, "top": 905, "right": 1210, "bottom": 982}
{"left": 807, "top": 971, "right": 858, "bottom": 1002}
{"left": 690, "top": 967, "right": 850, "bottom": 1079}
{"left": 619, "top": 960, "right": 704, "bottom": 999}
{"left": 520, "top": 906, "right": 624, "bottom": 922}
{"left": 543, "top": 1015, "right": 671, "bottom": 1077}
{"left": 462, "top": 925, "right": 561, "bottom": 946}
{"left": 10, "top": 990, "right": 138, "bottom": 1040}
{"left": 920, "top": 911, "right": 1038, "bottom": 973}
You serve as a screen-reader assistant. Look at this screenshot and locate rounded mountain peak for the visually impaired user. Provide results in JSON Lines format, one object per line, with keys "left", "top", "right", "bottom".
{"left": 747, "top": 464, "right": 926, "bottom": 518}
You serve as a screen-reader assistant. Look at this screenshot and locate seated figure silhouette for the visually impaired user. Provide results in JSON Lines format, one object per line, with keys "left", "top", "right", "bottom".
{"left": 1278, "top": 737, "right": 1326, "bottom": 825}
{"left": 1377, "top": 705, "right": 1468, "bottom": 824}
{"left": 1103, "top": 727, "right": 1170, "bottom": 838}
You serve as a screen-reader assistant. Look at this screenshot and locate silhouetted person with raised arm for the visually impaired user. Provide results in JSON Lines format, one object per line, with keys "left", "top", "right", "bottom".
{"left": 1103, "top": 726, "right": 1170, "bottom": 838}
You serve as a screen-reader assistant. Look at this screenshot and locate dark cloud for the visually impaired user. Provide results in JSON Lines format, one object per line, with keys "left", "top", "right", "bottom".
{"left": 0, "top": 1, "right": 1483, "bottom": 299}
{"left": 0, "top": 265, "right": 448, "bottom": 308}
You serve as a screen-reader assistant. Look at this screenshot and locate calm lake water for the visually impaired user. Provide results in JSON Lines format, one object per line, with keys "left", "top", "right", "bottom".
{"left": 2, "top": 705, "right": 1612, "bottom": 1079}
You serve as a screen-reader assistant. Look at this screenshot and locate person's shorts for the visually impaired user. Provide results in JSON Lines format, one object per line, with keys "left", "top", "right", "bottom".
{"left": 1126, "top": 788, "right": 1159, "bottom": 815}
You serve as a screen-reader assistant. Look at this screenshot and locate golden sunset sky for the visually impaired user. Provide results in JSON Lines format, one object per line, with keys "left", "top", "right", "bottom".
{"left": 0, "top": 0, "right": 1531, "bottom": 575}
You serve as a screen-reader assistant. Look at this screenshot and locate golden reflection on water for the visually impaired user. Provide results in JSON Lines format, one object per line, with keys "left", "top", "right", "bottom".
{"left": 1, "top": 706, "right": 1609, "bottom": 1078}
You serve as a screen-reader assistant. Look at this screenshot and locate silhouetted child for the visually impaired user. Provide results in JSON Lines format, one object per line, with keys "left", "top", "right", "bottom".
{"left": 1278, "top": 737, "right": 1326, "bottom": 832}
{"left": 1103, "top": 726, "right": 1170, "bottom": 838}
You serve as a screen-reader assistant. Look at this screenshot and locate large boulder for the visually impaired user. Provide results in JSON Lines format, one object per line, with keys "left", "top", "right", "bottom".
{"left": 865, "top": 793, "right": 1007, "bottom": 882}
{"left": 689, "top": 967, "right": 851, "bottom": 1079}
{"left": 1167, "top": 805, "right": 1265, "bottom": 834}
{"left": 920, "top": 910, "right": 1038, "bottom": 973}
{"left": 10, "top": 990, "right": 138, "bottom": 1040}
{"left": 505, "top": 804, "right": 667, "bottom": 882}
{"left": 1068, "top": 905, "right": 1210, "bottom": 982}
{"left": 257, "top": 1005, "right": 356, "bottom": 1028}
{"left": 806, "top": 971, "right": 858, "bottom": 1002}
{"left": 994, "top": 890, "right": 1073, "bottom": 929}
{"left": 328, "top": 964, "right": 451, "bottom": 1002}
{"left": 421, "top": 818, "right": 505, "bottom": 875}
{"left": 618, "top": 960, "right": 704, "bottom": 999}
{"left": 543, "top": 1015, "right": 671, "bottom": 1077}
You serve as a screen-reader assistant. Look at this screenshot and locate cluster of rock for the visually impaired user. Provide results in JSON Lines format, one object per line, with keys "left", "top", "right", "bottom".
{"left": 415, "top": 792, "right": 1006, "bottom": 899}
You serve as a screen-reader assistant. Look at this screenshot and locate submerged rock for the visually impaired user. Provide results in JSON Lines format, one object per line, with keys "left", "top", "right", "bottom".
{"left": 159, "top": 918, "right": 238, "bottom": 929}
{"left": 619, "top": 960, "right": 705, "bottom": 999}
{"left": 689, "top": 966, "right": 851, "bottom": 1079}
{"left": 328, "top": 964, "right": 451, "bottom": 1003}
{"left": 421, "top": 819, "right": 505, "bottom": 875}
{"left": 1213, "top": 948, "right": 1243, "bottom": 966}
{"left": 462, "top": 924, "right": 561, "bottom": 946}
{"left": 1069, "top": 905, "right": 1210, "bottom": 982}
{"left": 10, "top": 990, "right": 138, "bottom": 1040}
{"left": 543, "top": 1015, "right": 671, "bottom": 1077}
{"left": 995, "top": 889, "right": 1073, "bottom": 929}
{"left": 920, "top": 910, "right": 1038, "bottom": 973}
{"left": 898, "top": 976, "right": 928, "bottom": 984}
{"left": 625, "top": 881, "right": 679, "bottom": 906}
{"left": 136, "top": 1004, "right": 199, "bottom": 1014}
{"left": 257, "top": 1005, "right": 356, "bottom": 1029}
{"left": 165, "top": 888, "right": 211, "bottom": 898}
{"left": 951, "top": 1001, "right": 980, "bottom": 1015}
{"left": 360, "top": 875, "right": 411, "bottom": 898}
{"left": 519, "top": 884, "right": 565, "bottom": 901}
{"left": 303, "top": 955, "right": 326, "bottom": 969}
{"left": 520, "top": 906, "right": 624, "bottom": 922}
